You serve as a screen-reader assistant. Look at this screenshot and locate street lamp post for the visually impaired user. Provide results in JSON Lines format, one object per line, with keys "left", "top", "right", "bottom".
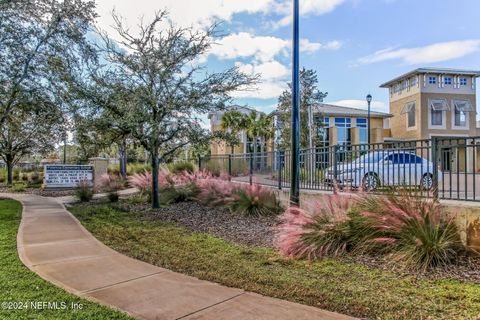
{"left": 290, "top": 0, "right": 300, "bottom": 206}
{"left": 366, "top": 94, "right": 372, "bottom": 145}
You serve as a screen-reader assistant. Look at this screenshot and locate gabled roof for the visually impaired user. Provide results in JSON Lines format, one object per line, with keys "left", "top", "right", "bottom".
{"left": 270, "top": 103, "right": 392, "bottom": 118}
{"left": 380, "top": 68, "right": 480, "bottom": 88}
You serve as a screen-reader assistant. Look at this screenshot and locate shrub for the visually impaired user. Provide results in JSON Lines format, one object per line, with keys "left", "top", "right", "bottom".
{"left": 75, "top": 180, "right": 94, "bottom": 202}
{"left": 127, "top": 163, "right": 151, "bottom": 175}
{"left": 170, "top": 161, "right": 195, "bottom": 174}
{"left": 107, "top": 191, "right": 120, "bottom": 203}
{"left": 29, "top": 172, "right": 41, "bottom": 184}
{"left": 160, "top": 184, "right": 199, "bottom": 205}
{"left": 228, "top": 184, "right": 282, "bottom": 216}
{"left": 9, "top": 182, "right": 27, "bottom": 193}
{"left": 360, "top": 192, "right": 463, "bottom": 271}
{"left": 107, "top": 164, "right": 120, "bottom": 175}
{"left": 276, "top": 194, "right": 360, "bottom": 259}
{"left": 13, "top": 169, "right": 20, "bottom": 181}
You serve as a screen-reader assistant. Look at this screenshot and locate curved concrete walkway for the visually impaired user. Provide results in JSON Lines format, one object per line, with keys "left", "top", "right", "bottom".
{"left": 1, "top": 193, "right": 355, "bottom": 320}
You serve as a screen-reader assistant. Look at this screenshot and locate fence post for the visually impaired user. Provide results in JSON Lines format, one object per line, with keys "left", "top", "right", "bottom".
{"left": 432, "top": 137, "right": 439, "bottom": 200}
{"left": 333, "top": 145, "right": 339, "bottom": 194}
{"left": 198, "top": 155, "right": 202, "bottom": 171}
{"left": 249, "top": 151, "right": 254, "bottom": 185}
{"left": 278, "top": 150, "right": 283, "bottom": 190}
{"left": 228, "top": 154, "right": 232, "bottom": 180}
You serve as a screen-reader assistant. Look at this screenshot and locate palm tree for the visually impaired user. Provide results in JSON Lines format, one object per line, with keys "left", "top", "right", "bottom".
{"left": 221, "top": 110, "right": 243, "bottom": 154}
{"left": 241, "top": 111, "right": 273, "bottom": 170}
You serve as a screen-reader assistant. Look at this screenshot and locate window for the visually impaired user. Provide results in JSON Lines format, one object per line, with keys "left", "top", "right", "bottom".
{"left": 386, "top": 153, "right": 406, "bottom": 165}
{"left": 453, "top": 100, "right": 473, "bottom": 127}
{"left": 335, "top": 117, "right": 351, "bottom": 145}
{"left": 428, "top": 76, "right": 437, "bottom": 84}
{"left": 444, "top": 77, "right": 452, "bottom": 85}
{"left": 316, "top": 117, "right": 330, "bottom": 144}
{"left": 401, "top": 101, "right": 416, "bottom": 128}
{"left": 429, "top": 99, "right": 448, "bottom": 127}
{"left": 410, "top": 77, "right": 417, "bottom": 87}
{"left": 454, "top": 107, "right": 467, "bottom": 127}
{"left": 357, "top": 118, "right": 367, "bottom": 144}
{"left": 460, "top": 78, "right": 467, "bottom": 86}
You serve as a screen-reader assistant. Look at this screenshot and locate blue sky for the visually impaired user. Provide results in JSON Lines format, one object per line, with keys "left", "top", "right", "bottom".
{"left": 96, "top": 0, "right": 480, "bottom": 118}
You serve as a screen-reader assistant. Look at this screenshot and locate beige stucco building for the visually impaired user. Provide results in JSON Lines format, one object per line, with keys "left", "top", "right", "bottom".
{"left": 381, "top": 68, "right": 480, "bottom": 172}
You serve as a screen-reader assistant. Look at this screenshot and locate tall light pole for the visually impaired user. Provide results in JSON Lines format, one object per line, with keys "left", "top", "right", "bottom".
{"left": 290, "top": 0, "right": 300, "bottom": 206}
{"left": 366, "top": 94, "right": 372, "bottom": 145}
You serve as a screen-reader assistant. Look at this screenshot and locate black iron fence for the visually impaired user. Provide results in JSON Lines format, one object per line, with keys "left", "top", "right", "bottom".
{"left": 197, "top": 136, "right": 480, "bottom": 202}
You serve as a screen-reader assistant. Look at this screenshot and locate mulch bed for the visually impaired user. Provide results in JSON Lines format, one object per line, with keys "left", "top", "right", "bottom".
{"left": 115, "top": 199, "right": 480, "bottom": 284}
{"left": 119, "top": 201, "right": 277, "bottom": 247}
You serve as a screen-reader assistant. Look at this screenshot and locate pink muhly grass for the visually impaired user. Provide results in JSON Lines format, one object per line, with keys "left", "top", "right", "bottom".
{"left": 276, "top": 206, "right": 315, "bottom": 259}
{"left": 275, "top": 194, "right": 359, "bottom": 260}
{"left": 195, "top": 175, "right": 236, "bottom": 206}
{"left": 228, "top": 184, "right": 282, "bottom": 216}
{"left": 128, "top": 171, "right": 152, "bottom": 193}
{"left": 357, "top": 191, "right": 463, "bottom": 270}
{"left": 96, "top": 174, "right": 123, "bottom": 192}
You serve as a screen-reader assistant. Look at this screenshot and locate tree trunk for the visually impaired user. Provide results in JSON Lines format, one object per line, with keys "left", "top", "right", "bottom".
{"left": 6, "top": 157, "right": 13, "bottom": 186}
{"left": 119, "top": 140, "right": 127, "bottom": 179}
{"left": 150, "top": 148, "right": 160, "bottom": 209}
{"left": 230, "top": 145, "right": 234, "bottom": 155}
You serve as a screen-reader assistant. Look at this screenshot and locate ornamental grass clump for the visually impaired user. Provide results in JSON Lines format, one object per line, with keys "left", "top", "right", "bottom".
{"left": 195, "top": 175, "right": 235, "bottom": 206}
{"left": 96, "top": 174, "right": 124, "bottom": 203}
{"left": 75, "top": 180, "right": 94, "bottom": 202}
{"left": 276, "top": 194, "right": 360, "bottom": 259}
{"left": 360, "top": 192, "right": 464, "bottom": 271}
{"left": 228, "top": 184, "right": 282, "bottom": 216}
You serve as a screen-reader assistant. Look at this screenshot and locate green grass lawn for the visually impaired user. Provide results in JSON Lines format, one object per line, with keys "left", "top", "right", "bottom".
{"left": 0, "top": 199, "right": 133, "bottom": 320}
{"left": 69, "top": 203, "right": 480, "bottom": 320}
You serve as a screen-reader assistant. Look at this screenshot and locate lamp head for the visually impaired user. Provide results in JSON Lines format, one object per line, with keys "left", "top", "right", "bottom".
{"left": 366, "top": 94, "right": 372, "bottom": 103}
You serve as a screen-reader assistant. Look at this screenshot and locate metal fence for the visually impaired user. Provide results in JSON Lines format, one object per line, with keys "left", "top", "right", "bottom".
{"left": 198, "top": 136, "right": 480, "bottom": 202}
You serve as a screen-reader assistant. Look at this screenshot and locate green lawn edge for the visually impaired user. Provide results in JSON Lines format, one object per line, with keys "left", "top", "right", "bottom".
{"left": 0, "top": 199, "right": 134, "bottom": 320}
{"left": 69, "top": 202, "right": 480, "bottom": 320}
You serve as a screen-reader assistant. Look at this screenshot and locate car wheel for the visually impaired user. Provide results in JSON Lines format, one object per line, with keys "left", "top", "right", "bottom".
{"left": 421, "top": 173, "right": 433, "bottom": 190}
{"left": 362, "top": 173, "right": 379, "bottom": 191}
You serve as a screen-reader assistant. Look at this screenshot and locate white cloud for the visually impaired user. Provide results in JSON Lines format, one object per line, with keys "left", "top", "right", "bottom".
{"left": 236, "top": 60, "right": 290, "bottom": 80}
{"left": 327, "top": 99, "right": 388, "bottom": 113}
{"left": 95, "top": 0, "right": 275, "bottom": 31}
{"left": 210, "top": 32, "right": 340, "bottom": 63}
{"left": 357, "top": 40, "right": 480, "bottom": 65}
{"left": 232, "top": 81, "right": 287, "bottom": 99}
{"left": 210, "top": 32, "right": 289, "bottom": 62}
{"left": 274, "top": 0, "right": 345, "bottom": 27}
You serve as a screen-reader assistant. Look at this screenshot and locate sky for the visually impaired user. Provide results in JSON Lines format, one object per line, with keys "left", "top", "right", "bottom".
{"left": 94, "top": 0, "right": 480, "bottom": 121}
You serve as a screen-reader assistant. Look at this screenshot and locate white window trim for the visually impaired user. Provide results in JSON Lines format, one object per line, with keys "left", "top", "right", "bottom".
{"left": 451, "top": 100, "right": 472, "bottom": 130}
{"left": 428, "top": 99, "right": 447, "bottom": 130}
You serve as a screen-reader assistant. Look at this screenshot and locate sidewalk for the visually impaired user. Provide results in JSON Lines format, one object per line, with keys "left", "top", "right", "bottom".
{"left": 1, "top": 193, "right": 355, "bottom": 320}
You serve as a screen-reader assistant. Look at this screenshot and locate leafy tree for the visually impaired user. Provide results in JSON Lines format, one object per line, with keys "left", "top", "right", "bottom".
{"left": 90, "top": 11, "right": 256, "bottom": 208}
{"left": 277, "top": 68, "right": 328, "bottom": 149}
{"left": 0, "top": 0, "right": 97, "bottom": 179}
{"left": 0, "top": 0, "right": 97, "bottom": 126}
{"left": 0, "top": 93, "right": 63, "bottom": 184}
